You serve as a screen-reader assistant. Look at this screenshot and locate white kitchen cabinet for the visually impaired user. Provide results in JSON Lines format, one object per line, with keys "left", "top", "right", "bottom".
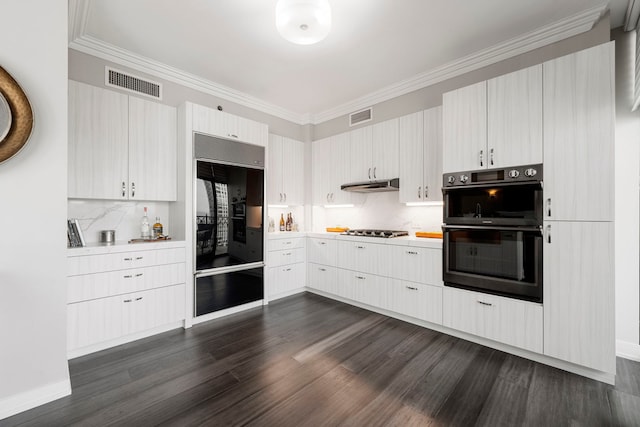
{"left": 68, "top": 80, "right": 177, "bottom": 201}
{"left": 268, "top": 262, "right": 305, "bottom": 300}
{"left": 349, "top": 119, "right": 399, "bottom": 182}
{"left": 388, "top": 244, "right": 442, "bottom": 286}
{"left": 543, "top": 42, "right": 614, "bottom": 222}
{"left": 443, "top": 65, "right": 543, "bottom": 173}
{"left": 337, "top": 240, "right": 382, "bottom": 275}
{"left": 128, "top": 97, "right": 177, "bottom": 201}
{"left": 488, "top": 65, "right": 543, "bottom": 168}
{"left": 267, "top": 134, "right": 304, "bottom": 206}
{"left": 312, "top": 133, "right": 362, "bottom": 205}
{"left": 307, "top": 263, "right": 338, "bottom": 294}
{"left": 543, "top": 221, "right": 615, "bottom": 374}
{"left": 398, "top": 107, "right": 443, "bottom": 203}
{"left": 307, "top": 237, "right": 337, "bottom": 266}
{"left": 68, "top": 80, "right": 128, "bottom": 200}
{"left": 268, "top": 236, "right": 305, "bottom": 251}
{"left": 191, "top": 103, "right": 268, "bottom": 147}
{"left": 389, "top": 279, "right": 442, "bottom": 325}
{"left": 66, "top": 244, "right": 187, "bottom": 356}
{"left": 267, "top": 236, "right": 305, "bottom": 300}
{"left": 443, "top": 81, "right": 487, "bottom": 173}
{"left": 337, "top": 268, "right": 386, "bottom": 308}
{"left": 442, "top": 287, "right": 543, "bottom": 353}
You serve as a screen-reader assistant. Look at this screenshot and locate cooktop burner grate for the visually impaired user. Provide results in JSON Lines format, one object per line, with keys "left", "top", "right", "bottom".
{"left": 341, "top": 229, "right": 409, "bottom": 238}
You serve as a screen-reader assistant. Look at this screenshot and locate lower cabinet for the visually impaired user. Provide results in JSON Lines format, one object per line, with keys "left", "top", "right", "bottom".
{"left": 307, "top": 263, "right": 338, "bottom": 295}
{"left": 268, "top": 262, "right": 305, "bottom": 299}
{"left": 267, "top": 236, "right": 306, "bottom": 300}
{"left": 442, "top": 287, "right": 543, "bottom": 353}
{"left": 388, "top": 279, "right": 442, "bottom": 325}
{"left": 337, "top": 269, "right": 386, "bottom": 308}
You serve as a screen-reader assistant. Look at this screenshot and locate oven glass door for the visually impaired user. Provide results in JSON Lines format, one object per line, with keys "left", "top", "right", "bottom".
{"left": 443, "top": 226, "right": 542, "bottom": 302}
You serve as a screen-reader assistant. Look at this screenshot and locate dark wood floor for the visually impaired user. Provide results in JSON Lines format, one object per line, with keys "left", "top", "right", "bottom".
{"left": 4, "top": 292, "right": 640, "bottom": 426}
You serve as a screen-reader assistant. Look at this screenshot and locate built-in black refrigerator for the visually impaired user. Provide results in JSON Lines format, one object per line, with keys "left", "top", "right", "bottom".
{"left": 193, "top": 133, "right": 264, "bottom": 317}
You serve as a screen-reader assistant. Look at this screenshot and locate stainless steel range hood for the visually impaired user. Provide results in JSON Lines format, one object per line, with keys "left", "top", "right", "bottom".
{"left": 341, "top": 178, "right": 399, "bottom": 193}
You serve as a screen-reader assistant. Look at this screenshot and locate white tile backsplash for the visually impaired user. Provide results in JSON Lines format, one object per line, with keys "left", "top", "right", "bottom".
{"left": 312, "top": 192, "right": 443, "bottom": 233}
{"left": 68, "top": 200, "right": 170, "bottom": 243}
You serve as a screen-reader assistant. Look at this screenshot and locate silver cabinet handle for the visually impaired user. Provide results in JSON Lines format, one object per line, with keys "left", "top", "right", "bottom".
{"left": 356, "top": 275, "right": 366, "bottom": 280}
{"left": 330, "top": 193, "right": 334, "bottom": 202}
{"left": 478, "top": 301, "right": 492, "bottom": 307}
{"left": 122, "top": 181, "right": 126, "bottom": 198}
{"left": 319, "top": 242, "right": 326, "bottom": 245}
{"left": 356, "top": 245, "right": 365, "bottom": 249}
{"left": 546, "top": 198, "right": 552, "bottom": 217}
{"left": 283, "top": 252, "right": 292, "bottom": 256}
{"left": 490, "top": 148, "right": 494, "bottom": 166}
{"left": 406, "top": 286, "right": 418, "bottom": 290}
{"left": 123, "top": 257, "right": 133, "bottom": 261}
{"left": 319, "top": 267, "right": 326, "bottom": 271}
{"left": 284, "top": 268, "right": 292, "bottom": 272}
{"left": 124, "top": 274, "right": 133, "bottom": 278}
{"left": 284, "top": 241, "right": 292, "bottom": 245}
{"left": 424, "top": 186, "right": 428, "bottom": 199}
{"left": 373, "top": 167, "right": 377, "bottom": 179}
{"left": 228, "top": 133, "right": 238, "bottom": 139}
{"left": 135, "top": 273, "right": 143, "bottom": 277}
{"left": 135, "top": 256, "right": 143, "bottom": 260}
{"left": 368, "top": 167, "right": 371, "bottom": 179}
{"left": 480, "top": 150, "right": 484, "bottom": 167}
{"left": 326, "top": 193, "right": 330, "bottom": 202}
{"left": 135, "top": 296, "right": 143, "bottom": 301}
{"left": 131, "top": 182, "right": 135, "bottom": 198}
{"left": 418, "top": 186, "right": 421, "bottom": 199}
{"left": 279, "top": 193, "right": 283, "bottom": 202}
{"left": 284, "top": 193, "right": 287, "bottom": 202}
{"left": 406, "top": 251, "right": 418, "bottom": 255}
{"left": 546, "top": 225, "right": 552, "bottom": 244}
{"left": 123, "top": 299, "right": 132, "bottom": 303}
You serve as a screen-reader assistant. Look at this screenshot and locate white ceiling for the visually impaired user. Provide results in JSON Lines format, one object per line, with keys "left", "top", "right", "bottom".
{"left": 70, "top": 0, "right": 628, "bottom": 124}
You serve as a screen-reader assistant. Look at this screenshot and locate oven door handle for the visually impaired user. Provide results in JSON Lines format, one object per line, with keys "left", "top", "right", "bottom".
{"left": 442, "top": 225, "right": 543, "bottom": 233}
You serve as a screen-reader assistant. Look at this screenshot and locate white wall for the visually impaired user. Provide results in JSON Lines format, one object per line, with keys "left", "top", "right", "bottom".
{"left": 612, "top": 28, "right": 640, "bottom": 359}
{"left": 0, "top": 0, "right": 70, "bottom": 420}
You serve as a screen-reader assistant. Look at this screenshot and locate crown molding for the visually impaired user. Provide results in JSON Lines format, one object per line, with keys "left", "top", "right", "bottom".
{"left": 69, "top": 3, "right": 606, "bottom": 126}
{"left": 310, "top": 3, "right": 608, "bottom": 124}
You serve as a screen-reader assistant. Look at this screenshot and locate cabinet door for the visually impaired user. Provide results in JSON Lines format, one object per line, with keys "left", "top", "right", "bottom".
{"left": 337, "top": 240, "right": 381, "bottom": 274}
{"left": 398, "top": 111, "right": 424, "bottom": 203}
{"left": 543, "top": 42, "right": 614, "bottom": 221}
{"left": 389, "top": 279, "right": 442, "bottom": 325}
{"left": 330, "top": 133, "right": 359, "bottom": 204}
{"left": 267, "top": 134, "right": 284, "bottom": 205}
{"left": 307, "top": 263, "right": 338, "bottom": 294}
{"left": 423, "top": 106, "right": 443, "bottom": 202}
{"left": 312, "top": 138, "right": 331, "bottom": 205}
{"left": 372, "top": 118, "right": 399, "bottom": 180}
{"left": 128, "top": 97, "right": 177, "bottom": 201}
{"left": 349, "top": 126, "right": 372, "bottom": 182}
{"left": 389, "top": 245, "right": 442, "bottom": 286}
{"left": 268, "top": 262, "right": 304, "bottom": 299}
{"left": 229, "top": 113, "right": 268, "bottom": 147}
{"left": 68, "top": 80, "right": 128, "bottom": 199}
{"left": 192, "top": 104, "right": 226, "bottom": 137}
{"left": 281, "top": 137, "right": 304, "bottom": 206}
{"left": 337, "top": 269, "right": 383, "bottom": 307}
{"left": 307, "top": 238, "right": 337, "bottom": 266}
{"left": 442, "top": 81, "right": 487, "bottom": 173}
{"left": 488, "top": 65, "right": 542, "bottom": 168}
{"left": 543, "top": 221, "right": 614, "bottom": 373}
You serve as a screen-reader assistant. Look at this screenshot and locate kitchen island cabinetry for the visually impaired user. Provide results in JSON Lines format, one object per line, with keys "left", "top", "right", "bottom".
{"left": 267, "top": 134, "right": 304, "bottom": 206}
{"left": 66, "top": 242, "right": 186, "bottom": 358}
{"left": 443, "top": 65, "right": 542, "bottom": 172}
{"left": 398, "top": 107, "right": 443, "bottom": 203}
{"left": 68, "top": 80, "right": 177, "bottom": 201}
{"left": 267, "top": 235, "right": 306, "bottom": 300}
{"left": 349, "top": 118, "right": 399, "bottom": 182}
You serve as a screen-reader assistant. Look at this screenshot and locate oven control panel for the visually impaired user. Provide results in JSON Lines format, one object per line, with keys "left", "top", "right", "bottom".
{"left": 443, "top": 164, "right": 542, "bottom": 187}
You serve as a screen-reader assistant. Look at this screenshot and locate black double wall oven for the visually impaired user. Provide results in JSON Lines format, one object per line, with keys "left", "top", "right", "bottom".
{"left": 442, "top": 164, "right": 543, "bottom": 303}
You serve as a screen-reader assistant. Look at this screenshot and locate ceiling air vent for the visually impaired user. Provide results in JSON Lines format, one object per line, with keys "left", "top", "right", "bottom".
{"left": 105, "top": 67, "right": 162, "bottom": 100}
{"left": 349, "top": 108, "right": 372, "bottom": 126}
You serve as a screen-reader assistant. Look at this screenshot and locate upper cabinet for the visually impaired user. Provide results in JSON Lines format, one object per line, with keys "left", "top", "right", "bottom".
{"left": 349, "top": 118, "right": 399, "bottom": 182}
{"left": 543, "top": 42, "right": 614, "bottom": 222}
{"left": 68, "top": 80, "right": 177, "bottom": 201}
{"left": 443, "top": 65, "right": 543, "bottom": 172}
{"left": 398, "top": 107, "right": 443, "bottom": 203}
{"left": 192, "top": 104, "right": 268, "bottom": 147}
{"left": 268, "top": 134, "right": 304, "bottom": 206}
{"left": 312, "top": 133, "right": 362, "bottom": 205}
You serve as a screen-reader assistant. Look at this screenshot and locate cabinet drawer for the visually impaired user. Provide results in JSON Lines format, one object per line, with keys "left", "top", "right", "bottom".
{"left": 389, "top": 245, "right": 442, "bottom": 285}
{"left": 68, "top": 247, "right": 186, "bottom": 276}
{"left": 67, "top": 284, "right": 185, "bottom": 351}
{"left": 268, "top": 237, "right": 305, "bottom": 252}
{"left": 307, "top": 263, "right": 338, "bottom": 295}
{"left": 267, "top": 262, "right": 305, "bottom": 298}
{"left": 337, "top": 240, "right": 382, "bottom": 274}
{"left": 442, "top": 287, "right": 543, "bottom": 353}
{"left": 337, "top": 269, "right": 387, "bottom": 308}
{"left": 68, "top": 262, "right": 186, "bottom": 303}
{"left": 268, "top": 247, "right": 305, "bottom": 267}
{"left": 388, "top": 279, "right": 442, "bottom": 324}
{"left": 307, "top": 238, "right": 337, "bottom": 266}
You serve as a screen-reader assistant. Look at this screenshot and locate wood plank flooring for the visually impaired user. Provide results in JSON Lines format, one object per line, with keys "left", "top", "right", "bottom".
{"left": 3, "top": 292, "right": 640, "bottom": 426}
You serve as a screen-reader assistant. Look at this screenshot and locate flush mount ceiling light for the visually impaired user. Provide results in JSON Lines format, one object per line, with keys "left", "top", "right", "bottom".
{"left": 276, "top": 0, "right": 332, "bottom": 45}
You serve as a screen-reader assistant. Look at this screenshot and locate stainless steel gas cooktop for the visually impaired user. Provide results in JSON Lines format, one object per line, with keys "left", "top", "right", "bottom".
{"left": 341, "top": 229, "right": 409, "bottom": 238}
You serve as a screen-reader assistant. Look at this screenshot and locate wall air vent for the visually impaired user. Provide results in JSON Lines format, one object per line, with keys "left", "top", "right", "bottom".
{"left": 349, "top": 108, "right": 372, "bottom": 126}
{"left": 105, "top": 67, "right": 162, "bottom": 100}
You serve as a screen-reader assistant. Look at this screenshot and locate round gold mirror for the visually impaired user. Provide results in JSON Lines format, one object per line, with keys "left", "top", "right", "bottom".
{"left": 0, "top": 66, "right": 33, "bottom": 163}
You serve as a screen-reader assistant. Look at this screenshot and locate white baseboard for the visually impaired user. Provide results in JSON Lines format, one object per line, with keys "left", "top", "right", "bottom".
{"left": 0, "top": 379, "right": 71, "bottom": 421}
{"left": 617, "top": 340, "right": 640, "bottom": 362}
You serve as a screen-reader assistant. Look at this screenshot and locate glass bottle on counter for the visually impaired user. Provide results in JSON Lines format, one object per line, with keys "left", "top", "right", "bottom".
{"left": 153, "top": 216, "right": 163, "bottom": 238}
{"left": 286, "top": 213, "right": 292, "bottom": 232}
{"left": 141, "top": 207, "right": 151, "bottom": 239}
{"left": 279, "top": 213, "right": 285, "bottom": 232}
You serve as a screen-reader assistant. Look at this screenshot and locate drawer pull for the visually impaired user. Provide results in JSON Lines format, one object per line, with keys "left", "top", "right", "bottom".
{"left": 319, "top": 242, "right": 326, "bottom": 245}
{"left": 135, "top": 256, "right": 144, "bottom": 260}
{"left": 356, "top": 275, "right": 366, "bottom": 280}
{"left": 284, "top": 268, "right": 292, "bottom": 272}
{"left": 123, "top": 299, "right": 132, "bottom": 303}
{"left": 356, "top": 245, "right": 365, "bottom": 249}
{"left": 124, "top": 257, "right": 133, "bottom": 261}
{"left": 123, "top": 275, "right": 133, "bottom": 279}
{"left": 406, "top": 286, "right": 418, "bottom": 291}
{"left": 284, "top": 241, "right": 292, "bottom": 245}
{"left": 135, "top": 297, "right": 143, "bottom": 301}
{"left": 283, "top": 252, "right": 292, "bottom": 256}
{"left": 477, "top": 301, "right": 493, "bottom": 307}
{"left": 135, "top": 273, "right": 143, "bottom": 277}
{"left": 406, "top": 251, "right": 418, "bottom": 255}
{"left": 319, "top": 268, "right": 326, "bottom": 271}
